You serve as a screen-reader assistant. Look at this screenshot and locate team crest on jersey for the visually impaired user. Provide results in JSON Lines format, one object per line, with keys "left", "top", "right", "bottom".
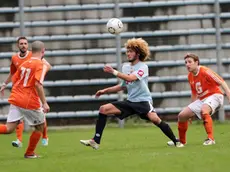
{"left": 137, "top": 70, "right": 144, "bottom": 77}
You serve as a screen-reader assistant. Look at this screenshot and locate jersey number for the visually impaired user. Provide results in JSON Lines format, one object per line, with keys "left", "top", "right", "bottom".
{"left": 20, "top": 67, "right": 31, "bottom": 87}
{"left": 195, "top": 82, "right": 203, "bottom": 94}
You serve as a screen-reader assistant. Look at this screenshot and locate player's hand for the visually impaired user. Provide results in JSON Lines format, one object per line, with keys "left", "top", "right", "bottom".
{"left": 188, "top": 118, "right": 192, "bottom": 124}
{"left": 103, "top": 65, "right": 114, "bottom": 74}
{"left": 0, "top": 83, "right": 6, "bottom": 97}
{"left": 95, "top": 89, "right": 106, "bottom": 98}
{"left": 42, "top": 103, "right": 50, "bottom": 113}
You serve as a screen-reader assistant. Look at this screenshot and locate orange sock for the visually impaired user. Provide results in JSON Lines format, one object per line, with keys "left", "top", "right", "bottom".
{"left": 202, "top": 113, "right": 214, "bottom": 140}
{"left": 0, "top": 124, "right": 7, "bottom": 134}
{"left": 25, "top": 131, "right": 42, "bottom": 155}
{"left": 178, "top": 121, "right": 188, "bottom": 144}
{"left": 42, "top": 120, "right": 48, "bottom": 139}
{"left": 16, "top": 122, "right": 24, "bottom": 142}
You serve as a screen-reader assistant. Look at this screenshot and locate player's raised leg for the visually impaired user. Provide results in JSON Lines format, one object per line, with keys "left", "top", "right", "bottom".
{"left": 0, "top": 122, "right": 18, "bottom": 134}
{"left": 0, "top": 105, "right": 23, "bottom": 135}
{"left": 80, "top": 103, "right": 121, "bottom": 150}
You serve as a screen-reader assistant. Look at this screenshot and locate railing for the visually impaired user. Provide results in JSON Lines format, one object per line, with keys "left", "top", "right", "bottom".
{"left": 1, "top": 13, "right": 230, "bottom": 29}
{"left": 1, "top": 44, "right": 230, "bottom": 59}
{"left": 0, "top": 0, "right": 229, "bottom": 13}
{"left": 0, "top": 28, "right": 230, "bottom": 43}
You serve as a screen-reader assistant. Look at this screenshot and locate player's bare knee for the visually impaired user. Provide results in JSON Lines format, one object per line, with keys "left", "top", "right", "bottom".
{"left": 178, "top": 112, "right": 188, "bottom": 122}
{"left": 6, "top": 122, "right": 18, "bottom": 133}
{"left": 99, "top": 105, "right": 110, "bottom": 115}
{"left": 5, "top": 127, "right": 14, "bottom": 134}
{"left": 201, "top": 108, "right": 211, "bottom": 116}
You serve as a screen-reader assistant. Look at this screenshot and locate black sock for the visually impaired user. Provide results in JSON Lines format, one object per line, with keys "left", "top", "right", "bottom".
{"left": 157, "top": 121, "right": 177, "bottom": 144}
{"left": 93, "top": 113, "right": 107, "bottom": 144}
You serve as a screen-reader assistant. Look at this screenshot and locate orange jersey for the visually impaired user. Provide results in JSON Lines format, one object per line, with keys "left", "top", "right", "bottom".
{"left": 188, "top": 66, "right": 224, "bottom": 100}
{"left": 8, "top": 57, "right": 48, "bottom": 110}
{"left": 10, "top": 51, "right": 32, "bottom": 75}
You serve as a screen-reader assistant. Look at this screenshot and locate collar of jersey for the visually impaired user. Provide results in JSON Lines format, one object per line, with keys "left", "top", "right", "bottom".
{"left": 17, "top": 50, "right": 29, "bottom": 59}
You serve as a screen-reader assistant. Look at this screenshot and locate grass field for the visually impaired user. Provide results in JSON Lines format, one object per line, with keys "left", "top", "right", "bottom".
{"left": 0, "top": 122, "right": 230, "bottom": 172}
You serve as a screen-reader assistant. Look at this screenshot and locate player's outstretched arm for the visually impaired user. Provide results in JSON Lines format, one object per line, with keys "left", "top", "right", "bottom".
{"left": 220, "top": 81, "right": 230, "bottom": 103}
{"left": 35, "top": 80, "right": 50, "bottom": 113}
{"left": 0, "top": 73, "right": 13, "bottom": 96}
{"left": 103, "top": 65, "right": 137, "bottom": 82}
{"left": 95, "top": 84, "right": 125, "bottom": 98}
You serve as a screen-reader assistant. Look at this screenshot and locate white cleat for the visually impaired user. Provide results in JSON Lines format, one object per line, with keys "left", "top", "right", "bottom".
{"left": 12, "top": 139, "right": 23, "bottom": 148}
{"left": 175, "top": 142, "right": 185, "bottom": 148}
{"left": 167, "top": 140, "right": 175, "bottom": 146}
{"left": 203, "top": 138, "right": 215, "bottom": 146}
{"left": 80, "top": 139, "right": 99, "bottom": 150}
{"left": 167, "top": 139, "right": 185, "bottom": 148}
{"left": 24, "top": 154, "right": 41, "bottom": 159}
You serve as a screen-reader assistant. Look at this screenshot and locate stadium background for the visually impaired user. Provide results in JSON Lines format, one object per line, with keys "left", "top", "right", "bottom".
{"left": 1, "top": 0, "right": 230, "bottom": 127}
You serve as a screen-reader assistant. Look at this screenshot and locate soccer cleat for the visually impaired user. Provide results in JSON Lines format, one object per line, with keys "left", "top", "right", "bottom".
{"left": 175, "top": 142, "right": 185, "bottom": 148}
{"left": 167, "top": 140, "right": 176, "bottom": 146}
{"left": 203, "top": 138, "right": 215, "bottom": 146}
{"left": 80, "top": 139, "right": 99, "bottom": 150}
{"left": 167, "top": 139, "right": 185, "bottom": 147}
{"left": 24, "top": 154, "right": 41, "bottom": 159}
{"left": 41, "top": 138, "right": 49, "bottom": 146}
{"left": 12, "top": 139, "right": 23, "bottom": 148}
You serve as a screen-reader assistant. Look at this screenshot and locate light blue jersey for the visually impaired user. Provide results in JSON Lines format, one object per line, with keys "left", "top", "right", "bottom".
{"left": 120, "top": 61, "right": 152, "bottom": 103}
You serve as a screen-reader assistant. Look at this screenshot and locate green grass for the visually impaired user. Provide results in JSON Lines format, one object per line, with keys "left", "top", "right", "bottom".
{"left": 0, "top": 123, "right": 230, "bottom": 172}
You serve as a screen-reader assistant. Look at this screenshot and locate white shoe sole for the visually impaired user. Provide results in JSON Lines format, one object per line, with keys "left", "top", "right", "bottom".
{"left": 80, "top": 140, "right": 99, "bottom": 150}
{"left": 80, "top": 140, "right": 90, "bottom": 146}
{"left": 203, "top": 141, "right": 216, "bottom": 146}
{"left": 12, "top": 142, "right": 22, "bottom": 148}
{"left": 167, "top": 141, "right": 175, "bottom": 146}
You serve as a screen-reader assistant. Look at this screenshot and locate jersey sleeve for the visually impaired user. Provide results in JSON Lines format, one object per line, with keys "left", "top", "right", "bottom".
{"left": 10, "top": 56, "right": 17, "bottom": 75}
{"left": 120, "top": 64, "right": 127, "bottom": 87}
{"left": 132, "top": 64, "right": 149, "bottom": 80}
{"left": 188, "top": 74, "right": 196, "bottom": 95}
{"left": 35, "top": 63, "right": 47, "bottom": 84}
{"left": 205, "top": 69, "right": 224, "bottom": 85}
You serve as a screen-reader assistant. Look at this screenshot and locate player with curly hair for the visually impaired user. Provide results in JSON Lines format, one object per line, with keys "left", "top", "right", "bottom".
{"left": 80, "top": 38, "right": 179, "bottom": 149}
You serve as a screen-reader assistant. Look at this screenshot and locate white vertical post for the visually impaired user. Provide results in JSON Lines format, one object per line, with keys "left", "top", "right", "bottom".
{"left": 19, "top": 0, "right": 25, "bottom": 36}
{"left": 114, "top": 0, "right": 124, "bottom": 128}
{"left": 19, "top": 0, "right": 29, "bottom": 132}
{"left": 214, "top": 0, "right": 225, "bottom": 122}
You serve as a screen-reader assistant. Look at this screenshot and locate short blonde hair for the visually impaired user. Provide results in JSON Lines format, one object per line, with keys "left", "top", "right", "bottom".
{"left": 32, "top": 41, "right": 44, "bottom": 53}
{"left": 125, "top": 38, "right": 151, "bottom": 61}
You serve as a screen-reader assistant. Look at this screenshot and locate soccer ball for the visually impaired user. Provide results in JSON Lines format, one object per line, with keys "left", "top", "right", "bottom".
{"left": 106, "top": 18, "right": 123, "bottom": 35}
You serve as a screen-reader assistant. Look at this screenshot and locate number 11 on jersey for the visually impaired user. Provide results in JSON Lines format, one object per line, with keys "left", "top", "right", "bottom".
{"left": 20, "top": 67, "right": 31, "bottom": 87}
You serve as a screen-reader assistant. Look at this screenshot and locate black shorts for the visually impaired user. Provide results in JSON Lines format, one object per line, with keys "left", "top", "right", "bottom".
{"left": 111, "top": 100, "right": 155, "bottom": 120}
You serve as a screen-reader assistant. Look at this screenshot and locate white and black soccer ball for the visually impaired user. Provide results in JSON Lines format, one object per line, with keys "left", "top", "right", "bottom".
{"left": 106, "top": 18, "right": 123, "bottom": 35}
